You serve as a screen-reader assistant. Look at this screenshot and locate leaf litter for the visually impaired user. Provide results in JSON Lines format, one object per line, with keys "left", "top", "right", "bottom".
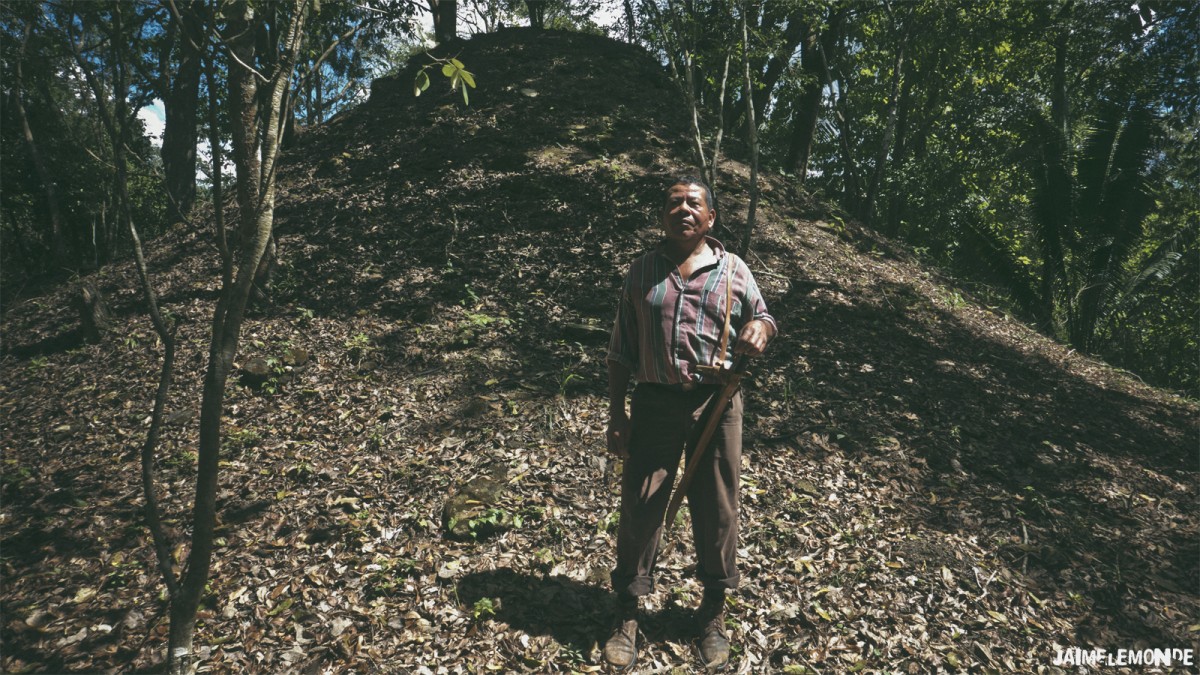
{"left": 1, "top": 29, "right": 1197, "bottom": 674}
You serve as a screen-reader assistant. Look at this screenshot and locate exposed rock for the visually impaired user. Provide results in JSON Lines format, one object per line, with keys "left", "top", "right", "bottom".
{"left": 282, "top": 347, "right": 310, "bottom": 367}
{"left": 50, "top": 422, "right": 83, "bottom": 441}
{"left": 239, "top": 356, "right": 272, "bottom": 388}
{"left": 75, "top": 281, "right": 110, "bottom": 343}
{"left": 562, "top": 320, "right": 608, "bottom": 343}
{"left": 164, "top": 409, "right": 195, "bottom": 427}
{"left": 442, "top": 465, "right": 511, "bottom": 539}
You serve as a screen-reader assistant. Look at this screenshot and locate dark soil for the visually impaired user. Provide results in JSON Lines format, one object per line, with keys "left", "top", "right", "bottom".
{"left": 2, "top": 29, "right": 1196, "bottom": 674}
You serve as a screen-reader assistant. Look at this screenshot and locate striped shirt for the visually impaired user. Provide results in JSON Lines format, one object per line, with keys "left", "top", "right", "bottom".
{"left": 608, "top": 237, "right": 777, "bottom": 385}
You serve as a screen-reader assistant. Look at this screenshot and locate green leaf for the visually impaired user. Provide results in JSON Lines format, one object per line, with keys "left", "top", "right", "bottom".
{"left": 462, "top": 85, "right": 469, "bottom": 105}
{"left": 459, "top": 69, "right": 476, "bottom": 88}
{"left": 442, "top": 63, "right": 455, "bottom": 77}
{"left": 813, "top": 602, "right": 832, "bottom": 621}
{"left": 450, "top": 71, "right": 460, "bottom": 91}
{"left": 450, "top": 58, "right": 464, "bottom": 69}
{"left": 413, "top": 70, "right": 430, "bottom": 96}
{"left": 267, "top": 597, "right": 294, "bottom": 617}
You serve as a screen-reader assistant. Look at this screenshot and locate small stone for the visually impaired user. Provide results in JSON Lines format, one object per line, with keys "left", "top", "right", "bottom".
{"left": 164, "top": 409, "right": 194, "bottom": 427}
{"left": 242, "top": 357, "right": 270, "bottom": 377}
{"left": 330, "top": 617, "right": 353, "bottom": 637}
{"left": 25, "top": 610, "right": 52, "bottom": 630}
{"left": 282, "top": 347, "right": 309, "bottom": 366}
{"left": 240, "top": 357, "right": 272, "bottom": 388}
{"left": 437, "top": 560, "right": 460, "bottom": 580}
{"left": 562, "top": 321, "right": 608, "bottom": 342}
{"left": 442, "top": 466, "right": 511, "bottom": 539}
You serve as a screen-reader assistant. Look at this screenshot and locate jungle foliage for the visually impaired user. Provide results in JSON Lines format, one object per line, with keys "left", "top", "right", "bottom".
{"left": 0, "top": 5, "right": 1196, "bottom": 673}
{"left": 2, "top": 0, "right": 1195, "bottom": 389}
{"left": 632, "top": 0, "right": 1197, "bottom": 394}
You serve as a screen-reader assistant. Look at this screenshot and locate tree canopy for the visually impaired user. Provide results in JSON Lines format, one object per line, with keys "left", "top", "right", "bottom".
{"left": 631, "top": 0, "right": 1197, "bottom": 394}
{"left": 1, "top": 14, "right": 1196, "bottom": 674}
{"left": 4, "top": 0, "right": 1192, "bottom": 392}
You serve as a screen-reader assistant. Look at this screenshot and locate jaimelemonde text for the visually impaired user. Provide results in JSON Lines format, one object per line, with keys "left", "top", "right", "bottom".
{"left": 1053, "top": 647, "right": 1194, "bottom": 668}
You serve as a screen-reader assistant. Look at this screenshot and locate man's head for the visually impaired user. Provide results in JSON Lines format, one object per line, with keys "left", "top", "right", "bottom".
{"left": 660, "top": 176, "right": 716, "bottom": 247}
{"left": 662, "top": 176, "right": 713, "bottom": 212}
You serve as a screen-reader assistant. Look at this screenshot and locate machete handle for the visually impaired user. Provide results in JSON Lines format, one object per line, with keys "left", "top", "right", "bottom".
{"left": 662, "top": 354, "right": 752, "bottom": 530}
{"left": 727, "top": 352, "right": 751, "bottom": 379}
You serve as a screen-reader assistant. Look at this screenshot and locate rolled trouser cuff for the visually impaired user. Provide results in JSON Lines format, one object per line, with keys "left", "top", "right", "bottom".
{"left": 611, "top": 573, "right": 654, "bottom": 598}
{"left": 698, "top": 572, "right": 740, "bottom": 592}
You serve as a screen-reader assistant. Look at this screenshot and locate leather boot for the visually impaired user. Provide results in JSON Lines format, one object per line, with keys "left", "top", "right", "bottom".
{"left": 697, "top": 590, "right": 730, "bottom": 670}
{"left": 602, "top": 594, "right": 639, "bottom": 671}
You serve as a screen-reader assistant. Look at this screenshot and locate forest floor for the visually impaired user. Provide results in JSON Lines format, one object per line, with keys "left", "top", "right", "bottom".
{"left": 2, "top": 29, "right": 1197, "bottom": 674}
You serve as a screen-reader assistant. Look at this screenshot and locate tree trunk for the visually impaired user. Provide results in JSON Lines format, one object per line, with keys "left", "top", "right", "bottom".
{"left": 643, "top": 1, "right": 732, "bottom": 231}
{"left": 1036, "top": 21, "right": 1073, "bottom": 336}
{"left": 884, "top": 80, "right": 909, "bottom": 237}
{"left": 72, "top": 3, "right": 184, "bottom": 659}
{"left": 623, "top": 0, "right": 636, "bottom": 42}
{"left": 227, "top": 4, "right": 260, "bottom": 248}
{"left": 431, "top": 0, "right": 457, "bottom": 43}
{"left": 162, "top": 0, "right": 204, "bottom": 223}
{"left": 76, "top": 281, "right": 110, "bottom": 342}
{"left": 738, "top": 3, "right": 760, "bottom": 257}
{"left": 786, "top": 19, "right": 830, "bottom": 184}
{"left": 13, "top": 22, "right": 66, "bottom": 264}
{"left": 813, "top": 15, "right": 862, "bottom": 214}
{"left": 315, "top": 67, "right": 324, "bottom": 123}
{"left": 728, "top": 7, "right": 804, "bottom": 135}
{"left": 830, "top": 78, "right": 862, "bottom": 213}
{"left": 129, "top": 163, "right": 181, "bottom": 615}
{"left": 66, "top": 2, "right": 139, "bottom": 270}
{"left": 441, "top": 1, "right": 456, "bottom": 42}
{"left": 250, "top": 235, "right": 277, "bottom": 305}
{"left": 526, "top": 0, "right": 546, "bottom": 29}
{"left": 864, "top": 14, "right": 908, "bottom": 227}
{"left": 166, "top": 3, "right": 309, "bottom": 670}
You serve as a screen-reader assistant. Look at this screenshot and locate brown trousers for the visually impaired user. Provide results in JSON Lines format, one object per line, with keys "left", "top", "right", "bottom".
{"left": 611, "top": 383, "right": 743, "bottom": 598}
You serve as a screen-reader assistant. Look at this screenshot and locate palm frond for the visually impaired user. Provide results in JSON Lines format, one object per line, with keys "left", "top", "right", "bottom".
{"left": 1103, "top": 219, "right": 1199, "bottom": 319}
{"left": 1071, "top": 97, "right": 1160, "bottom": 348}
{"left": 959, "top": 219, "right": 1043, "bottom": 321}
{"left": 1025, "top": 107, "right": 1071, "bottom": 319}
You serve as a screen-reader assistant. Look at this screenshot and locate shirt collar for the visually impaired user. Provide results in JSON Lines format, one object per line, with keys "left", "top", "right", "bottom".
{"left": 655, "top": 235, "right": 728, "bottom": 262}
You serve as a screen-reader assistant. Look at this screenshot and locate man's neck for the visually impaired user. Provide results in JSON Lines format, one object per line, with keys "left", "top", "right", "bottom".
{"left": 662, "top": 236, "right": 710, "bottom": 263}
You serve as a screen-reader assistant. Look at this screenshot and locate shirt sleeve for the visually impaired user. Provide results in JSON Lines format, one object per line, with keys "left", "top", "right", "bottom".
{"left": 607, "top": 269, "right": 639, "bottom": 370}
{"left": 735, "top": 256, "right": 777, "bottom": 335}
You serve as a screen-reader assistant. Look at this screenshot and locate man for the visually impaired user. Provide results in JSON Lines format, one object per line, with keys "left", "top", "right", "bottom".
{"left": 604, "top": 176, "right": 776, "bottom": 671}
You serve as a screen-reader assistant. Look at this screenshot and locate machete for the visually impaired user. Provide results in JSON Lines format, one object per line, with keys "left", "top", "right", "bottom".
{"left": 663, "top": 352, "right": 751, "bottom": 531}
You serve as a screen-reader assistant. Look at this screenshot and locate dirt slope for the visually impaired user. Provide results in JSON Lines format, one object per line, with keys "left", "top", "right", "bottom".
{"left": 2, "top": 29, "right": 1196, "bottom": 674}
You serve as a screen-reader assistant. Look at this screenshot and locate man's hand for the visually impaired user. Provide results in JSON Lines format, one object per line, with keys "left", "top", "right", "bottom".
{"left": 734, "top": 319, "right": 774, "bottom": 356}
{"left": 607, "top": 411, "right": 631, "bottom": 459}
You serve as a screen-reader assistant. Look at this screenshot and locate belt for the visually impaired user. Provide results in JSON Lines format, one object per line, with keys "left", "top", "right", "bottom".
{"left": 639, "top": 381, "right": 719, "bottom": 393}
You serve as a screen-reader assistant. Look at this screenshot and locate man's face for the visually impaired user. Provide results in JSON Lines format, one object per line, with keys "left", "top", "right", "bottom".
{"left": 661, "top": 183, "right": 715, "bottom": 245}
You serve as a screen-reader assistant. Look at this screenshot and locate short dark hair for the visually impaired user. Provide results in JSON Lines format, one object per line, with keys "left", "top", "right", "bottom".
{"left": 664, "top": 175, "right": 714, "bottom": 211}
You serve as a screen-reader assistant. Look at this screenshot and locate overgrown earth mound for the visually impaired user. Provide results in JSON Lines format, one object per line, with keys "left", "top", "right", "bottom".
{"left": 2, "top": 30, "right": 1196, "bottom": 673}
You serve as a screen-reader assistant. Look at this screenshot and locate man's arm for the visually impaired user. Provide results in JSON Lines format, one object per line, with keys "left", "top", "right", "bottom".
{"left": 606, "top": 360, "right": 633, "bottom": 458}
{"left": 607, "top": 266, "right": 639, "bottom": 458}
{"left": 732, "top": 258, "right": 777, "bottom": 356}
